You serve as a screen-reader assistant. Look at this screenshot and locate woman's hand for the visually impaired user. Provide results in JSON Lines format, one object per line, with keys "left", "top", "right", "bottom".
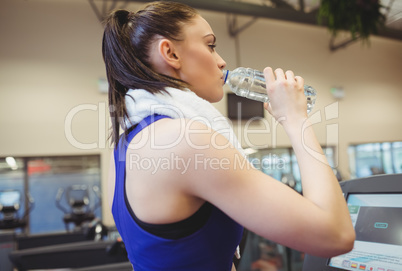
{"left": 263, "top": 67, "right": 307, "bottom": 125}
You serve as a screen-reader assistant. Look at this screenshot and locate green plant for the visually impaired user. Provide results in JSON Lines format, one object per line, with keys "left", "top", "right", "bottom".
{"left": 318, "top": 0, "right": 386, "bottom": 43}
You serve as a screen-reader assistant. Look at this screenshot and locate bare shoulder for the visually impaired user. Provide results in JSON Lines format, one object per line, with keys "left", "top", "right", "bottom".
{"left": 128, "top": 117, "right": 190, "bottom": 150}
{"left": 129, "top": 117, "right": 230, "bottom": 155}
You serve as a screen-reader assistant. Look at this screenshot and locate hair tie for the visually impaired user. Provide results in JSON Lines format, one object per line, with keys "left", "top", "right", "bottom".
{"left": 115, "top": 9, "right": 131, "bottom": 26}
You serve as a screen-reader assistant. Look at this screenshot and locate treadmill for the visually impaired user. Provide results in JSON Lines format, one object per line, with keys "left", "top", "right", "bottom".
{"left": 9, "top": 238, "right": 129, "bottom": 271}
{"left": 8, "top": 185, "right": 129, "bottom": 270}
{"left": 302, "top": 174, "right": 402, "bottom": 271}
{"left": 0, "top": 189, "right": 32, "bottom": 271}
{"left": 15, "top": 185, "right": 105, "bottom": 250}
{"left": 71, "top": 261, "right": 133, "bottom": 271}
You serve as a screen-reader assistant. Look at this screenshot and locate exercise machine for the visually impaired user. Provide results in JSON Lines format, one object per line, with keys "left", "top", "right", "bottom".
{"left": 0, "top": 189, "right": 33, "bottom": 271}
{"left": 56, "top": 184, "right": 101, "bottom": 232}
{"left": 16, "top": 184, "right": 107, "bottom": 250}
{"left": 9, "top": 238, "right": 128, "bottom": 271}
{"left": 0, "top": 189, "right": 33, "bottom": 230}
{"left": 9, "top": 185, "right": 129, "bottom": 270}
{"left": 303, "top": 174, "right": 402, "bottom": 271}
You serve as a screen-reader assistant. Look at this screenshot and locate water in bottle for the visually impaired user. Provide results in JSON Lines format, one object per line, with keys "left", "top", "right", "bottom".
{"left": 223, "top": 67, "right": 317, "bottom": 114}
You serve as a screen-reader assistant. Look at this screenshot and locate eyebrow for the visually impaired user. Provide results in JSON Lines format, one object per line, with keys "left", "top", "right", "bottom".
{"left": 203, "top": 34, "right": 216, "bottom": 43}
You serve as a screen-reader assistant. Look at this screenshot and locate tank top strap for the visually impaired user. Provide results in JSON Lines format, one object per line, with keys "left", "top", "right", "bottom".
{"left": 115, "top": 114, "right": 171, "bottom": 163}
{"left": 113, "top": 114, "right": 171, "bottom": 209}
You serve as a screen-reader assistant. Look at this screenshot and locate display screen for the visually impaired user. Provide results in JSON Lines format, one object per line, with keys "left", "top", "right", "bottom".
{"left": 328, "top": 194, "right": 402, "bottom": 271}
{"left": 0, "top": 190, "right": 20, "bottom": 206}
{"left": 227, "top": 93, "right": 264, "bottom": 120}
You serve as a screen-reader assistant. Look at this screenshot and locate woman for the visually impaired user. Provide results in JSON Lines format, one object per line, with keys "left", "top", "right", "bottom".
{"left": 102, "top": 2, "right": 355, "bottom": 271}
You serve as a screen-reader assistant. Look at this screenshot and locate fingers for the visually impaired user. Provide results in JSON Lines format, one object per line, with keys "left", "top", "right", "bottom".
{"left": 295, "top": 75, "right": 304, "bottom": 88}
{"left": 285, "top": 70, "right": 295, "bottom": 81}
{"left": 274, "top": 68, "right": 286, "bottom": 81}
{"left": 264, "top": 67, "right": 301, "bottom": 83}
{"left": 263, "top": 67, "right": 275, "bottom": 85}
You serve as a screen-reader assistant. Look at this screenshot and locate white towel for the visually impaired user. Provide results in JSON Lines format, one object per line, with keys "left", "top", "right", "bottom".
{"left": 125, "top": 87, "right": 245, "bottom": 157}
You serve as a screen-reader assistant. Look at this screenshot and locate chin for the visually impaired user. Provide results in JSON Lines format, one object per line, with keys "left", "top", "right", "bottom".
{"left": 208, "top": 88, "right": 224, "bottom": 103}
{"left": 210, "top": 96, "right": 223, "bottom": 103}
{"left": 192, "top": 86, "right": 224, "bottom": 103}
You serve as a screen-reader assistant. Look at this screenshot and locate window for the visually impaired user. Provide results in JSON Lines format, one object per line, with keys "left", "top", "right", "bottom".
{"left": 247, "top": 146, "right": 337, "bottom": 193}
{"left": 0, "top": 155, "right": 102, "bottom": 234}
{"left": 348, "top": 142, "right": 402, "bottom": 179}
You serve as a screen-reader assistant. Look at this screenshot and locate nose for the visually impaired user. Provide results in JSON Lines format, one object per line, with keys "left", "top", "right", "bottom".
{"left": 216, "top": 52, "right": 226, "bottom": 70}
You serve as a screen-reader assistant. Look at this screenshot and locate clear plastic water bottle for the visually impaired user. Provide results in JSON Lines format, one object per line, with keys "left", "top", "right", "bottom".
{"left": 223, "top": 67, "right": 317, "bottom": 114}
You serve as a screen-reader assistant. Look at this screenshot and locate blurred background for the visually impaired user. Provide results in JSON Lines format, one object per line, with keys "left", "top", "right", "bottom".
{"left": 0, "top": 0, "right": 401, "bottom": 270}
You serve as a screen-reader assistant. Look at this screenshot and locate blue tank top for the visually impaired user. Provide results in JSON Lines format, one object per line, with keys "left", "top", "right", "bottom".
{"left": 112, "top": 114, "right": 244, "bottom": 271}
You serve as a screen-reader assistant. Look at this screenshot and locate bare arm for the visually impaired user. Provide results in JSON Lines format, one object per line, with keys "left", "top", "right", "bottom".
{"left": 175, "top": 123, "right": 353, "bottom": 257}
{"left": 264, "top": 67, "right": 354, "bottom": 243}
{"left": 171, "top": 67, "right": 355, "bottom": 257}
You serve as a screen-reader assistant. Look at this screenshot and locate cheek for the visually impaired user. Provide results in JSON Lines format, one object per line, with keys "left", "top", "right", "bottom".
{"left": 186, "top": 47, "right": 215, "bottom": 69}
{"left": 182, "top": 54, "right": 213, "bottom": 85}
{"left": 179, "top": 49, "right": 222, "bottom": 102}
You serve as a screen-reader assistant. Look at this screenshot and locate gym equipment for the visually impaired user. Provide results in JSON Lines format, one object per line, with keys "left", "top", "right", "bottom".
{"left": 15, "top": 185, "right": 107, "bottom": 250}
{"left": 9, "top": 238, "right": 129, "bottom": 271}
{"left": 0, "top": 189, "right": 33, "bottom": 230}
{"left": 0, "top": 189, "right": 34, "bottom": 271}
{"left": 71, "top": 261, "right": 133, "bottom": 271}
{"left": 56, "top": 184, "right": 102, "bottom": 232}
{"left": 303, "top": 174, "right": 402, "bottom": 271}
{"left": 0, "top": 232, "right": 15, "bottom": 271}
{"left": 8, "top": 184, "right": 129, "bottom": 270}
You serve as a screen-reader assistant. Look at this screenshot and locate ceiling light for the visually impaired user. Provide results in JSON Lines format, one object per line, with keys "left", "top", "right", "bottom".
{"left": 5, "top": 157, "right": 18, "bottom": 170}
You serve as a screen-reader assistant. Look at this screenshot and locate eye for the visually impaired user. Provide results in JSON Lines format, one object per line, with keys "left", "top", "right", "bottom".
{"left": 208, "top": 44, "right": 217, "bottom": 51}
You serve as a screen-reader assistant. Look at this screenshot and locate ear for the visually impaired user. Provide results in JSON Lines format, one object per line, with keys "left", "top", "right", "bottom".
{"left": 158, "top": 39, "right": 181, "bottom": 70}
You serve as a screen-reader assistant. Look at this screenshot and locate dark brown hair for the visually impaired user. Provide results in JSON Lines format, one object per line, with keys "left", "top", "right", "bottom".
{"left": 102, "top": 1, "right": 198, "bottom": 147}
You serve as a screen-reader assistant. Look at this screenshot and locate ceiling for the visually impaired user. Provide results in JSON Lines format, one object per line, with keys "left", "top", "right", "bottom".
{"left": 107, "top": 0, "right": 402, "bottom": 41}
